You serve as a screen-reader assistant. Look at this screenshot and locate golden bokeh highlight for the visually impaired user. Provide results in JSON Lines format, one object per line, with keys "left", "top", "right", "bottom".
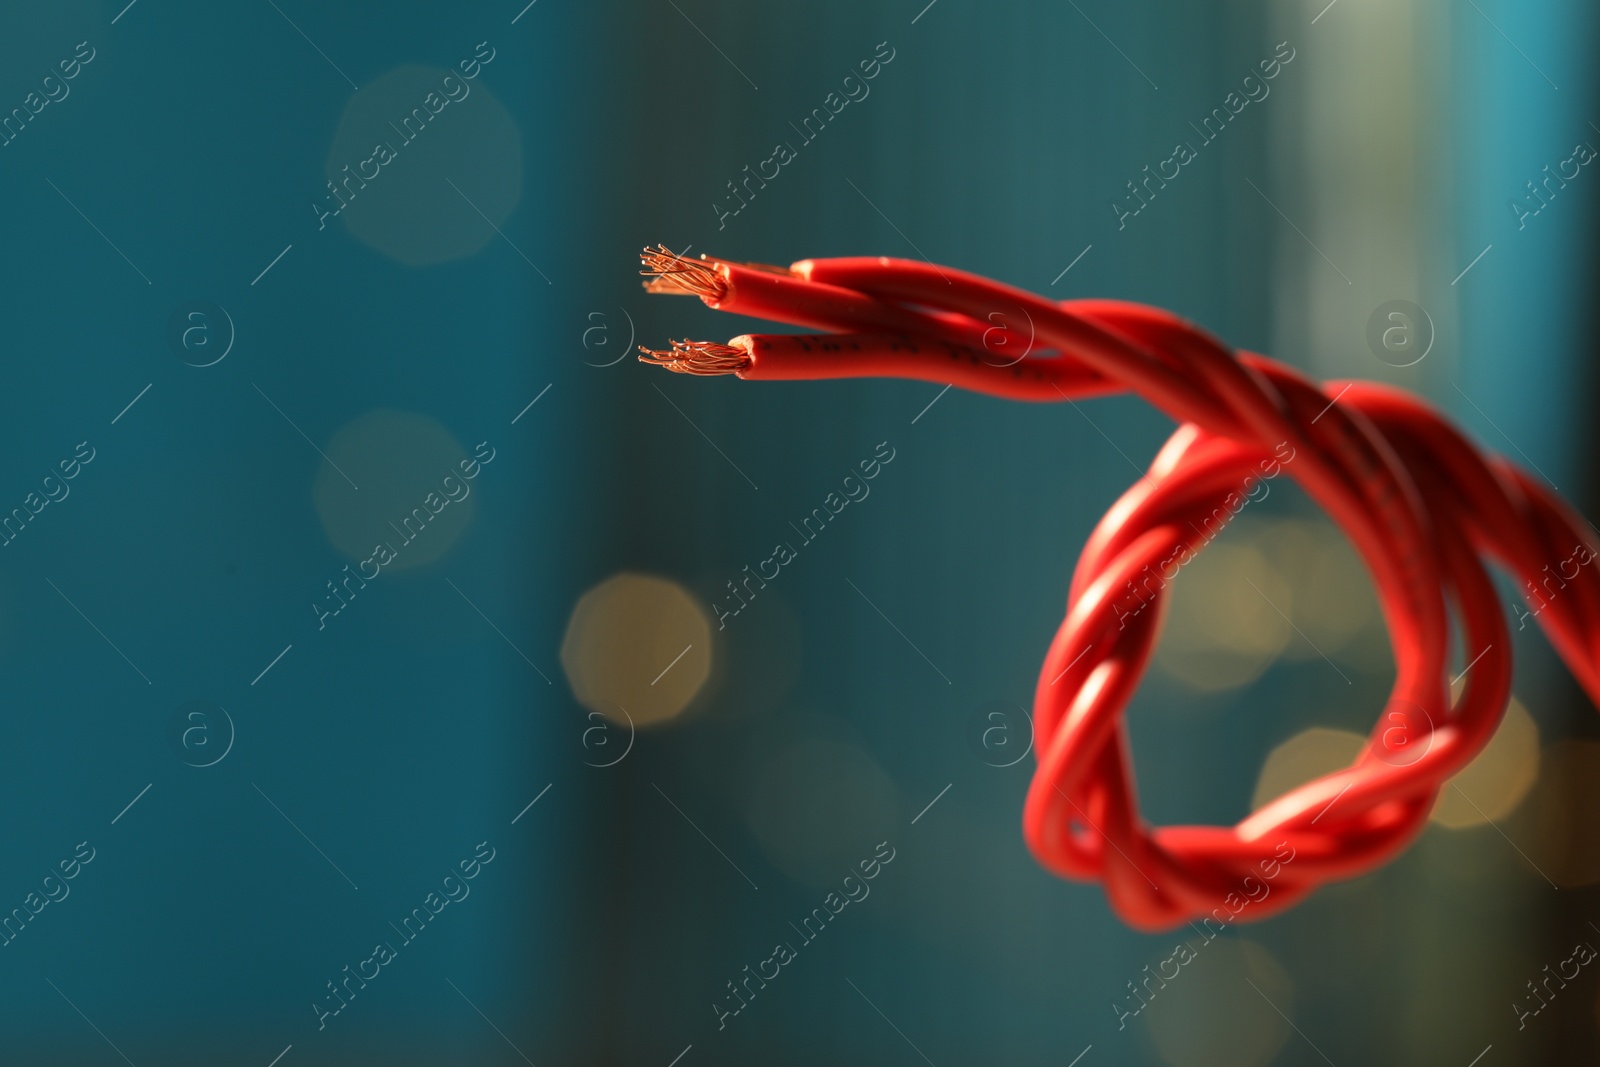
{"left": 1522, "top": 740, "right": 1600, "bottom": 888}
{"left": 744, "top": 736, "right": 899, "bottom": 888}
{"left": 1252, "top": 727, "right": 1367, "bottom": 811}
{"left": 1156, "top": 542, "right": 1293, "bottom": 691}
{"left": 1430, "top": 696, "right": 1539, "bottom": 829}
{"left": 1145, "top": 939, "right": 1293, "bottom": 1067}
{"left": 561, "top": 574, "right": 713, "bottom": 726}
{"left": 325, "top": 65, "right": 523, "bottom": 266}
{"left": 1256, "top": 519, "right": 1382, "bottom": 661}
{"left": 314, "top": 410, "right": 477, "bottom": 569}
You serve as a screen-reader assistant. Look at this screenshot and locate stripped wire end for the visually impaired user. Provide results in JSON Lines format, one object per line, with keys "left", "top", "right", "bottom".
{"left": 640, "top": 245, "right": 728, "bottom": 299}
{"left": 638, "top": 339, "right": 749, "bottom": 376}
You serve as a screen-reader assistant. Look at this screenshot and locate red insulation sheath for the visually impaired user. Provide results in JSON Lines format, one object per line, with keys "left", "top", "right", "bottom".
{"left": 727, "top": 333, "right": 1122, "bottom": 402}
{"left": 647, "top": 253, "right": 1600, "bottom": 930}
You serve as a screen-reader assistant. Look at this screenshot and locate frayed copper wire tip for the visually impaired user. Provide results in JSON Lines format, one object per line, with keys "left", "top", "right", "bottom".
{"left": 638, "top": 339, "right": 749, "bottom": 376}
{"left": 640, "top": 244, "right": 727, "bottom": 299}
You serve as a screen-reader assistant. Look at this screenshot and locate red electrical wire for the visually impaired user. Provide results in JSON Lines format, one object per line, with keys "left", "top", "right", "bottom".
{"left": 639, "top": 246, "right": 1600, "bottom": 931}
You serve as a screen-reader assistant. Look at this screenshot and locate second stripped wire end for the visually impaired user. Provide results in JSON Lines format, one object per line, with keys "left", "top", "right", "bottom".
{"left": 637, "top": 339, "right": 750, "bottom": 376}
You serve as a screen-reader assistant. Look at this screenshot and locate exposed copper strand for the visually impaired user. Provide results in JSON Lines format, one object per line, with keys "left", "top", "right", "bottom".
{"left": 638, "top": 339, "right": 749, "bottom": 376}
{"left": 643, "top": 275, "right": 703, "bottom": 296}
{"left": 640, "top": 244, "right": 727, "bottom": 300}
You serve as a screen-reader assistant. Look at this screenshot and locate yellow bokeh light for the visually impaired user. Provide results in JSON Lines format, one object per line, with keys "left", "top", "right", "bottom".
{"left": 744, "top": 736, "right": 900, "bottom": 888}
{"left": 560, "top": 573, "right": 713, "bottom": 726}
{"left": 314, "top": 410, "right": 479, "bottom": 570}
{"left": 1157, "top": 542, "right": 1293, "bottom": 691}
{"left": 1430, "top": 696, "right": 1540, "bottom": 829}
{"left": 325, "top": 64, "right": 523, "bottom": 266}
{"left": 1145, "top": 939, "right": 1293, "bottom": 1067}
{"left": 1256, "top": 519, "right": 1381, "bottom": 660}
{"left": 1252, "top": 727, "right": 1366, "bottom": 812}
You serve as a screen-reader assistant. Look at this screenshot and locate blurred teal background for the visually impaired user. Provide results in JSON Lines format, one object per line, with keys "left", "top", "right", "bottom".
{"left": 0, "top": 0, "right": 1595, "bottom": 1064}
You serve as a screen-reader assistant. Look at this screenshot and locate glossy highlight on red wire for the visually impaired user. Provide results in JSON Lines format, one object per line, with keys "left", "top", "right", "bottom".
{"left": 638, "top": 246, "right": 1600, "bottom": 931}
